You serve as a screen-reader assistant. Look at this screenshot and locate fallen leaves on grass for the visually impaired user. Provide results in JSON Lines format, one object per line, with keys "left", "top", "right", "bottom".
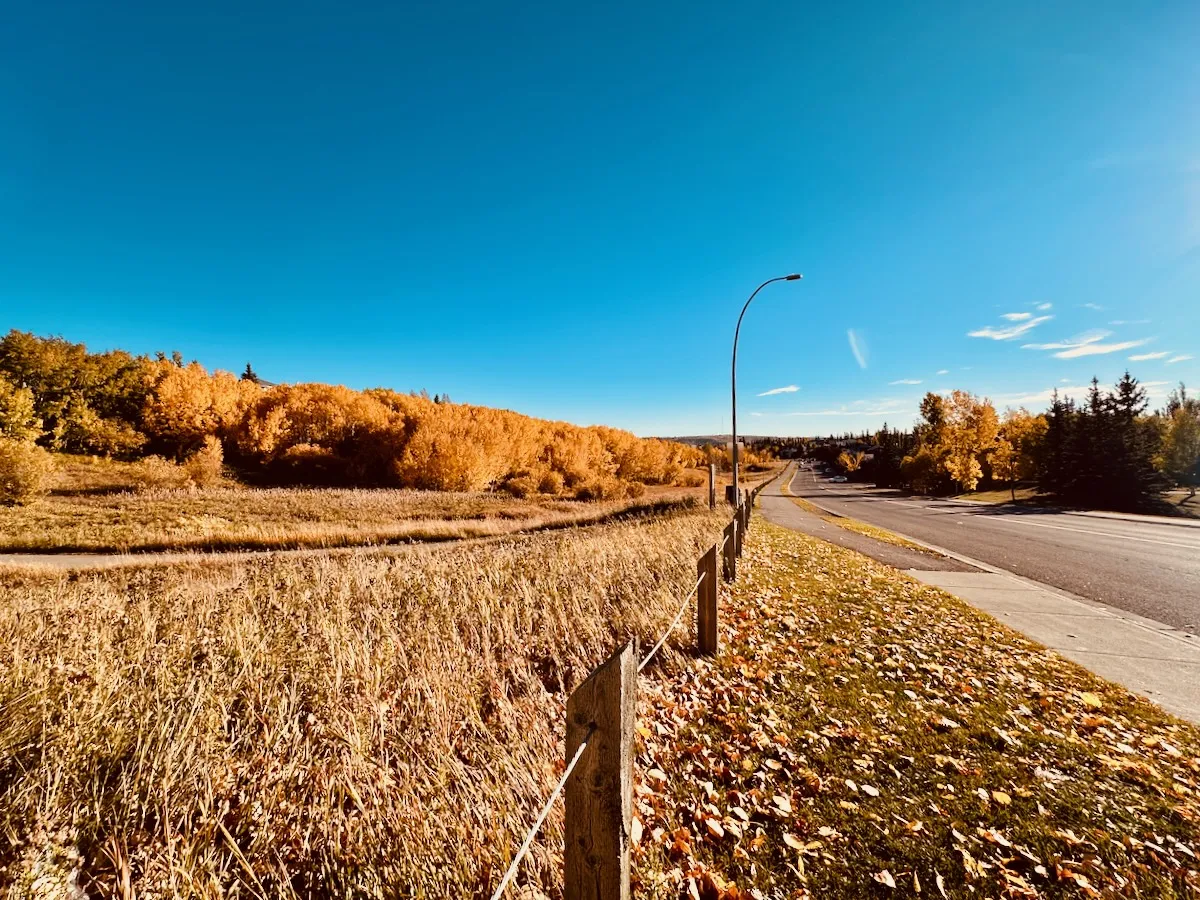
{"left": 633, "top": 521, "right": 1200, "bottom": 899}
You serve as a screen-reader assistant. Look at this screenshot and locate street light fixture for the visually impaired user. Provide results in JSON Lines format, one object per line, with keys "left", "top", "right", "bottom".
{"left": 730, "top": 273, "right": 803, "bottom": 504}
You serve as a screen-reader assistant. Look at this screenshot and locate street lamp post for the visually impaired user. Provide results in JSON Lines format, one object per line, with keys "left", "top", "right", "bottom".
{"left": 731, "top": 273, "right": 803, "bottom": 504}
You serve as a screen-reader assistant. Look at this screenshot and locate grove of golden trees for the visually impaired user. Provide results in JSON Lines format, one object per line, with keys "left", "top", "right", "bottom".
{"left": 827, "top": 374, "right": 1199, "bottom": 512}
{"left": 0, "top": 330, "right": 707, "bottom": 501}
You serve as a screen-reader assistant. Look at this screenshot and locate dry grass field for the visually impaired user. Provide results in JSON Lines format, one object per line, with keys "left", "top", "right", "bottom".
{"left": 0, "top": 506, "right": 729, "bottom": 898}
{"left": 1, "top": 455, "right": 780, "bottom": 555}
{"left": 1, "top": 484, "right": 695, "bottom": 554}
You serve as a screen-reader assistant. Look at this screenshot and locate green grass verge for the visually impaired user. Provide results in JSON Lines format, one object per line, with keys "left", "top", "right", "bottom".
{"left": 782, "top": 487, "right": 941, "bottom": 557}
{"left": 633, "top": 520, "right": 1200, "bottom": 898}
{"left": 961, "top": 487, "right": 1047, "bottom": 505}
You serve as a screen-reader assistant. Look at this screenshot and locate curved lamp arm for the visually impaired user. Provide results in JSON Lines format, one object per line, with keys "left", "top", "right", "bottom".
{"left": 731, "top": 273, "right": 803, "bottom": 501}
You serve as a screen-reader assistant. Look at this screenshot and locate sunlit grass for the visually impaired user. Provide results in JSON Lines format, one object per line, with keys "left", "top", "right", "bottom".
{"left": 4, "top": 455, "right": 782, "bottom": 554}
{"left": 0, "top": 507, "right": 729, "bottom": 897}
{"left": 961, "top": 486, "right": 1045, "bottom": 505}
{"left": 0, "top": 484, "right": 703, "bottom": 553}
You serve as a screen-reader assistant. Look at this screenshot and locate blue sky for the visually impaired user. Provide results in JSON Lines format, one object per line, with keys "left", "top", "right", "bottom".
{"left": 2, "top": 1, "right": 1197, "bottom": 437}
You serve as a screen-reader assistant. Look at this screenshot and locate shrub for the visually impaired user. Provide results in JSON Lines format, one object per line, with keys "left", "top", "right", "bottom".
{"left": 900, "top": 447, "right": 941, "bottom": 495}
{"left": 624, "top": 480, "right": 646, "bottom": 499}
{"left": 574, "top": 477, "right": 624, "bottom": 501}
{"left": 661, "top": 462, "right": 684, "bottom": 484}
{"left": 502, "top": 475, "right": 538, "bottom": 499}
{"left": 183, "top": 436, "right": 225, "bottom": 487}
{"left": 537, "top": 470, "right": 564, "bottom": 495}
{"left": 131, "top": 455, "right": 190, "bottom": 491}
{"left": 0, "top": 377, "right": 40, "bottom": 441}
{"left": 0, "top": 438, "right": 54, "bottom": 505}
{"left": 680, "top": 470, "right": 705, "bottom": 487}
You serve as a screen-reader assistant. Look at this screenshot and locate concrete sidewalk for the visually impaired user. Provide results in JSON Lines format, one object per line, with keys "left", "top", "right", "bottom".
{"left": 760, "top": 463, "right": 1200, "bottom": 724}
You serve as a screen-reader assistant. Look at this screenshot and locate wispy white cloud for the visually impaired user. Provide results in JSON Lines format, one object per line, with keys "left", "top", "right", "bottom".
{"left": 1036, "top": 303, "right": 1053, "bottom": 311}
{"left": 889, "top": 378, "right": 922, "bottom": 385}
{"left": 1129, "top": 351, "right": 1170, "bottom": 361}
{"left": 968, "top": 315, "right": 1052, "bottom": 340}
{"left": 1110, "top": 319, "right": 1150, "bottom": 326}
{"left": 1001, "top": 312, "right": 1032, "bottom": 321}
{"left": 1055, "top": 339, "right": 1148, "bottom": 359}
{"left": 1168, "top": 354, "right": 1194, "bottom": 365}
{"left": 1080, "top": 302, "right": 1104, "bottom": 311}
{"left": 847, "top": 329, "right": 868, "bottom": 369}
{"left": 1023, "top": 330, "right": 1110, "bottom": 351}
{"left": 756, "top": 385, "right": 799, "bottom": 397}
{"left": 1024, "top": 330, "right": 1150, "bottom": 357}
{"left": 936, "top": 369, "right": 949, "bottom": 375}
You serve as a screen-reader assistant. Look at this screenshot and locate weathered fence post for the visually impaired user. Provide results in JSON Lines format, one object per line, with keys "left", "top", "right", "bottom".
{"left": 697, "top": 544, "right": 718, "bottom": 654}
{"left": 722, "top": 520, "right": 736, "bottom": 581}
{"left": 566, "top": 641, "right": 637, "bottom": 900}
{"left": 708, "top": 464, "right": 716, "bottom": 510}
{"left": 735, "top": 507, "right": 745, "bottom": 558}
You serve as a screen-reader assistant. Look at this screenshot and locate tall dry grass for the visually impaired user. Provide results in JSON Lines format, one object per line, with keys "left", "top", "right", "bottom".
{"left": 0, "top": 507, "right": 727, "bottom": 898}
{"left": 0, "top": 484, "right": 702, "bottom": 555}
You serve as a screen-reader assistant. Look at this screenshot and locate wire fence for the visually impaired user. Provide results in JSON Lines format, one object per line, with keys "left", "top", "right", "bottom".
{"left": 488, "top": 471, "right": 777, "bottom": 898}
{"left": 639, "top": 571, "right": 705, "bottom": 673}
{"left": 488, "top": 724, "right": 596, "bottom": 900}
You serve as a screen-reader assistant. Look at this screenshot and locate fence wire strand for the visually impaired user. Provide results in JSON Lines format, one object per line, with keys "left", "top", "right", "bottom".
{"left": 489, "top": 723, "right": 597, "bottom": 900}
{"left": 638, "top": 571, "right": 706, "bottom": 673}
{"left": 492, "top": 500, "right": 753, "bottom": 897}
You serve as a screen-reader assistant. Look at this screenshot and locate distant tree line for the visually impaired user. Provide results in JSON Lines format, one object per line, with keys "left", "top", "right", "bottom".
{"left": 804, "top": 373, "right": 1198, "bottom": 511}
{"left": 0, "top": 330, "right": 708, "bottom": 501}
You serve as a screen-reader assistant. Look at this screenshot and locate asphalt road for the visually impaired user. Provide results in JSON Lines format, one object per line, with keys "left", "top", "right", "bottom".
{"left": 788, "top": 466, "right": 1200, "bottom": 633}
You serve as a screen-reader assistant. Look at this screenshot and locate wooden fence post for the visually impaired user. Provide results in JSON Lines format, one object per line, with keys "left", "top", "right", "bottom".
{"left": 735, "top": 508, "right": 745, "bottom": 558}
{"left": 566, "top": 641, "right": 637, "bottom": 900}
{"left": 697, "top": 545, "right": 718, "bottom": 654}
{"left": 722, "top": 520, "right": 736, "bottom": 581}
{"left": 708, "top": 464, "right": 716, "bottom": 510}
